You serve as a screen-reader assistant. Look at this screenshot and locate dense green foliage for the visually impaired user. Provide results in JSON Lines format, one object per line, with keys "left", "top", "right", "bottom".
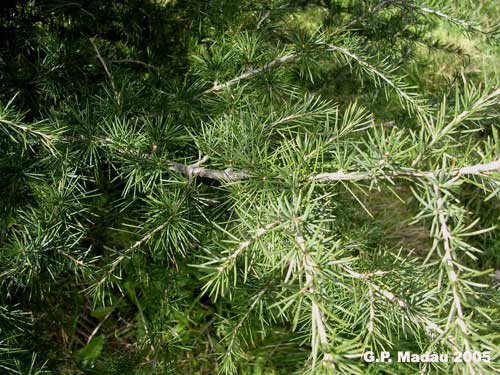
{"left": 1, "top": 0, "right": 499, "bottom": 374}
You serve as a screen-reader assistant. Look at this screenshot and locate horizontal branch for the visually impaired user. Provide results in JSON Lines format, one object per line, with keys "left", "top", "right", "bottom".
{"left": 167, "top": 160, "right": 250, "bottom": 181}
{"left": 109, "top": 59, "right": 159, "bottom": 70}
{"left": 166, "top": 158, "right": 500, "bottom": 183}
{"left": 310, "top": 159, "right": 500, "bottom": 182}
{"left": 83, "top": 132, "right": 500, "bottom": 183}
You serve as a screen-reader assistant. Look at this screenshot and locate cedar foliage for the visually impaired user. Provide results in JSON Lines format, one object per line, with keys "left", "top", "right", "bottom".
{"left": 0, "top": 0, "right": 499, "bottom": 374}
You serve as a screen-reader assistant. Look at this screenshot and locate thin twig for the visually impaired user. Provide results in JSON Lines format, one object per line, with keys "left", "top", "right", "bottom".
{"left": 109, "top": 59, "right": 159, "bottom": 71}
{"left": 216, "top": 221, "right": 280, "bottom": 273}
{"left": 90, "top": 37, "right": 119, "bottom": 98}
{"left": 256, "top": 10, "right": 271, "bottom": 30}
{"left": 87, "top": 311, "right": 112, "bottom": 344}
{"left": 412, "top": 88, "right": 500, "bottom": 167}
{"left": 432, "top": 181, "right": 474, "bottom": 368}
{"left": 223, "top": 286, "right": 268, "bottom": 360}
{"left": 92, "top": 208, "right": 183, "bottom": 290}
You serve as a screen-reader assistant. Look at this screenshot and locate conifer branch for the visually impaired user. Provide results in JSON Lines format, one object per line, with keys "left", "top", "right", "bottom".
{"left": 2, "top": 1, "right": 498, "bottom": 372}
{"left": 199, "top": 221, "right": 280, "bottom": 300}
{"left": 0, "top": 117, "right": 62, "bottom": 155}
{"left": 338, "top": 263, "right": 462, "bottom": 352}
{"left": 167, "top": 160, "right": 251, "bottom": 181}
{"left": 310, "top": 159, "right": 500, "bottom": 182}
{"left": 0, "top": 118, "right": 56, "bottom": 144}
{"left": 222, "top": 286, "right": 268, "bottom": 363}
{"left": 433, "top": 182, "right": 468, "bottom": 336}
{"left": 166, "top": 157, "right": 500, "bottom": 182}
{"left": 412, "top": 88, "right": 500, "bottom": 166}
{"left": 339, "top": 265, "right": 407, "bottom": 309}
{"left": 193, "top": 1, "right": 397, "bottom": 99}
{"left": 90, "top": 198, "right": 186, "bottom": 296}
{"left": 427, "top": 181, "right": 487, "bottom": 375}
{"left": 85, "top": 131, "right": 500, "bottom": 184}
{"left": 215, "top": 222, "right": 280, "bottom": 274}
{"left": 326, "top": 43, "right": 428, "bottom": 119}
{"left": 295, "top": 234, "right": 334, "bottom": 368}
{"left": 193, "top": 53, "right": 298, "bottom": 98}
{"left": 414, "top": 5, "right": 499, "bottom": 39}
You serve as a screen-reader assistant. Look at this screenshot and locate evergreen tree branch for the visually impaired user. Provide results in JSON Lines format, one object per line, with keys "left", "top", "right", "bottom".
{"left": 411, "top": 3, "right": 500, "bottom": 42}
{"left": 89, "top": 196, "right": 187, "bottom": 297}
{"left": 2, "top": 2, "right": 498, "bottom": 372}
{"left": 167, "top": 160, "right": 251, "bottom": 181}
{"left": 433, "top": 181, "right": 468, "bottom": 336}
{"left": 166, "top": 157, "right": 500, "bottom": 182}
{"left": 193, "top": 1, "right": 397, "bottom": 99}
{"left": 338, "top": 263, "right": 462, "bottom": 352}
{"left": 216, "top": 221, "right": 280, "bottom": 273}
{"left": 193, "top": 53, "right": 298, "bottom": 99}
{"left": 199, "top": 221, "right": 280, "bottom": 300}
{"left": 310, "top": 158, "right": 500, "bottom": 182}
{"left": 87, "top": 128, "right": 500, "bottom": 184}
{"left": 339, "top": 265, "right": 407, "bottom": 309}
{"left": 295, "top": 234, "right": 334, "bottom": 369}
{"left": 0, "top": 118, "right": 59, "bottom": 152}
{"left": 412, "top": 87, "right": 500, "bottom": 166}
{"left": 411, "top": 177, "right": 487, "bottom": 374}
{"left": 325, "top": 43, "right": 428, "bottom": 119}
{"left": 221, "top": 286, "right": 269, "bottom": 367}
